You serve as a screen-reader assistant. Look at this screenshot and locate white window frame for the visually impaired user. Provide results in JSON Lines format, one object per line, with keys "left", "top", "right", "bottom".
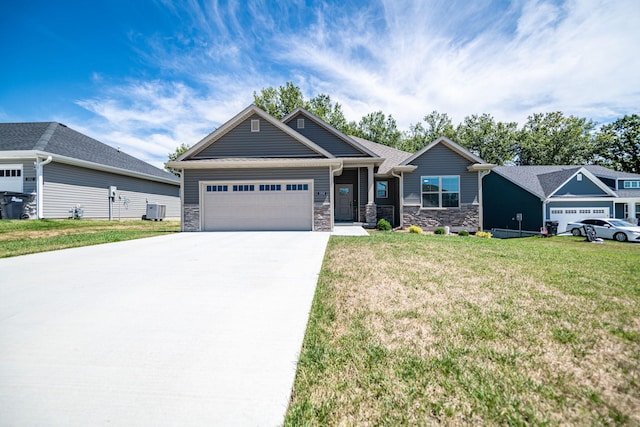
{"left": 420, "top": 175, "right": 460, "bottom": 209}
{"left": 297, "top": 118, "right": 305, "bottom": 129}
{"left": 251, "top": 119, "right": 260, "bottom": 132}
{"left": 623, "top": 181, "right": 640, "bottom": 189}
{"left": 376, "top": 181, "right": 388, "bottom": 198}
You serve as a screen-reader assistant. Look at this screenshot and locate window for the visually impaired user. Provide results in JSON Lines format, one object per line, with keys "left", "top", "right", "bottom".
{"left": 286, "top": 184, "right": 309, "bottom": 191}
{"left": 0, "top": 168, "right": 21, "bottom": 177}
{"left": 421, "top": 176, "right": 459, "bottom": 208}
{"left": 251, "top": 119, "right": 260, "bottom": 132}
{"left": 577, "top": 173, "right": 582, "bottom": 181}
{"left": 206, "top": 185, "right": 228, "bottom": 192}
{"left": 297, "top": 118, "right": 305, "bottom": 129}
{"left": 259, "top": 184, "right": 282, "bottom": 191}
{"left": 376, "top": 181, "right": 388, "bottom": 198}
{"left": 232, "top": 184, "right": 255, "bottom": 192}
{"left": 623, "top": 181, "right": 640, "bottom": 188}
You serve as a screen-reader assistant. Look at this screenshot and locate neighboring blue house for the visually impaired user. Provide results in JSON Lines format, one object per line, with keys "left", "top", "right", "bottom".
{"left": 167, "top": 105, "right": 493, "bottom": 232}
{"left": 483, "top": 165, "right": 640, "bottom": 233}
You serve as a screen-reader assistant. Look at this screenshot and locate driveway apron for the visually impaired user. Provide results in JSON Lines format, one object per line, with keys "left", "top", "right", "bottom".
{"left": 0, "top": 231, "right": 330, "bottom": 426}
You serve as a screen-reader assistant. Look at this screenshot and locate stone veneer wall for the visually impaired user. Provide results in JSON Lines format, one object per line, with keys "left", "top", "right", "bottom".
{"left": 183, "top": 205, "right": 200, "bottom": 231}
{"left": 376, "top": 205, "right": 395, "bottom": 226}
{"left": 314, "top": 203, "right": 332, "bottom": 231}
{"left": 403, "top": 205, "right": 479, "bottom": 232}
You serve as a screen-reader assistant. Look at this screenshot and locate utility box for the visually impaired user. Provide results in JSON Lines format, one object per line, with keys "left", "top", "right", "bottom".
{"left": 145, "top": 203, "right": 166, "bottom": 221}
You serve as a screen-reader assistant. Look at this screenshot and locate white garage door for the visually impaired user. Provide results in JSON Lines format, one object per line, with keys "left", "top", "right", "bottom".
{"left": 550, "top": 207, "right": 610, "bottom": 233}
{"left": 0, "top": 165, "right": 23, "bottom": 193}
{"left": 202, "top": 181, "right": 313, "bottom": 231}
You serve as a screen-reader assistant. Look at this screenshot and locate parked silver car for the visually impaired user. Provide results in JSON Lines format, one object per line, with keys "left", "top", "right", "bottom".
{"left": 566, "top": 218, "right": 640, "bottom": 242}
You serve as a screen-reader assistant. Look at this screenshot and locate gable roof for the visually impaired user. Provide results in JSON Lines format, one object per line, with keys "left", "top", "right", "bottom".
{"left": 0, "top": 122, "right": 179, "bottom": 184}
{"left": 177, "top": 105, "right": 334, "bottom": 161}
{"left": 400, "top": 136, "right": 492, "bottom": 169}
{"left": 348, "top": 136, "right": 413, "bottom": 175}
{"left": 582, "top": 165, "right": 640, "bottom": 180}
{"left": 282, "top": 108, "right": 379, "bottom": 158}
{"left": 492, "top": 165, "right": 619, "bottom": 199}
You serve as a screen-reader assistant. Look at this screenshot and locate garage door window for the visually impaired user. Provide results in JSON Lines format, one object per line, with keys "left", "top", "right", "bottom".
{"left": 233, "top": 184, "right": 255, "bottom": 192}
{"left": 206, "top": 185, "right": 228, "bottom": 192}
{"left": 259, "top": 184, "right": 282, "bottom": 191}
{"left": 286, "top": 184, "right": 309, "bottom": 191}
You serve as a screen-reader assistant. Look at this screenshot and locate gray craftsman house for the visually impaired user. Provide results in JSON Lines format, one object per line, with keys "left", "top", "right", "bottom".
{"left": 168, "top": 105, "right": 493, "bottom": 232}
{"left": 0, "top": 122, "right": 180, "bottom": 219}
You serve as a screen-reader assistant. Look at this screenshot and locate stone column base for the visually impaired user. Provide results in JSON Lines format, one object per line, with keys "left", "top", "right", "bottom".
{"left": 365, "top": 203, "right": 377, "bottom": 226}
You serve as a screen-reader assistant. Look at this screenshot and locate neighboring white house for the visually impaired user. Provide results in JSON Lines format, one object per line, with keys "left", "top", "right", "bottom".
{"left": 0, "top": 122, "right": 180, "bottom": 219}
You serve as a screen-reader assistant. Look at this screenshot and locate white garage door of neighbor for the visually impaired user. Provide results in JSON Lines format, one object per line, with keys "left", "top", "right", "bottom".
{"left": 202, "top": 181, "right": 313, "bottom": 231}
{"left": 550, "top": 207, "right": 609, "bottom": 233}
{"left": 0, "top": 164, "right": 24, "bottom": 193}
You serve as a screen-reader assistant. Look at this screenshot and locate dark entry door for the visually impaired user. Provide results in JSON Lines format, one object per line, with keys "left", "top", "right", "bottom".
{"left": 335, "top": 184, "right": 353, "bottom": 221}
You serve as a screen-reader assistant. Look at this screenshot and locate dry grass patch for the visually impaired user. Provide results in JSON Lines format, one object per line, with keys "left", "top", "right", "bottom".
{"left": 286, "top": 234, "right": 640, "bottom": 425}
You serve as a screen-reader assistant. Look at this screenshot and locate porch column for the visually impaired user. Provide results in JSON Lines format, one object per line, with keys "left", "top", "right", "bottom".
{"left": 365, "top": 165, "right": 377, "bottom": 225}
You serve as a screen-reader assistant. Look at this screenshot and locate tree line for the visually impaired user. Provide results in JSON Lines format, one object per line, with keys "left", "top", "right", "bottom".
{"left": 253, "top": 82, "right": 639, "bottom": 173}
{"left": 167, "top": 82, "right": 640, "bottom": 174}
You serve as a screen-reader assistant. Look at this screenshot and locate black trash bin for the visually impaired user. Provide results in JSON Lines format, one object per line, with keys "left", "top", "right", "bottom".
{"left": 0, "top": 192, "right": 32, "bottom": 219}
{"left": 544, "top": 220, "right": 559, "bottom": 236}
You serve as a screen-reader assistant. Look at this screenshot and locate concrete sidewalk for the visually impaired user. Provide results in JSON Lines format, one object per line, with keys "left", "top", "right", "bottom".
{"left": 0, "top": 232, "right": 329, "bottom": 426}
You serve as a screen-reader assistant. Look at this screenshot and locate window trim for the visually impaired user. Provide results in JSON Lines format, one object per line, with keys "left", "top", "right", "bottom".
{"left": 297, "top": 118, "right": 305, "bottom": 129}
{"left": 420, "top": 175, "right": 460, "bottom": 209}
{"left": 623, "top": 180, "right": 640, "bottom": 189}
{"left": 251, "top": 119, "right": 260, "bottom": 132}
{"left": 376, "top": 180, "right": 388, "bottom": 198}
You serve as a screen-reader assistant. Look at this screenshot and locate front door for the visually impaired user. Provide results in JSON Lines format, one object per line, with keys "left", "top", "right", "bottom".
{"left": 335, "top": 184, "right": 353, "bottom": 221}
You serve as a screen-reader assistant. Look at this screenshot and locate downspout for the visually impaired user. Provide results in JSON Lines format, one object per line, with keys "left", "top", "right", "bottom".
{"left": 35, "top": 155, "right": 53, "bottom": 219}
{"left": 391, "top": 169, "right": 403, "bottom": 228}
{"left": 478, "top": 170, "right": 491, "bottom": 231}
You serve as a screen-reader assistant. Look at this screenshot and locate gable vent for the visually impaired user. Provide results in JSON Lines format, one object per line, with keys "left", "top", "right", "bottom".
{"left": 297, "top": 118, "right": 305, "bottom": 129}
{"left": 251, "top": 119, "right": 260, "bottom": 132}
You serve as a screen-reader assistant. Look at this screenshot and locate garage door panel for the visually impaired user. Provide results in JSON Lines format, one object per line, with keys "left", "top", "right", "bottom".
{"left": 202, "top": 182, "right": 312, "bottom": 231}
{"left": 550, "top": 207, "right": 609, "bottom": 233}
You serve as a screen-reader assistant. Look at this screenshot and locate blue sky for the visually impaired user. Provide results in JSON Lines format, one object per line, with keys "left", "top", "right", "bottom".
{"left": 1, "top": 0, "right": 639, "bottom": 168}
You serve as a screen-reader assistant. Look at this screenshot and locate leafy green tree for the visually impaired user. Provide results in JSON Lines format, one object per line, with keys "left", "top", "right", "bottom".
{"left": 401, "top": 111, "right": 456, "bottom": 152}
{"left": 596, "top": 114, "right": 640, "bottom": 173}
{"left": 516, "top": 112, "right": 597, "bottom": 165}
{"left": 455, "top": 114, "right": 518, "bottom": 165}
{"left": 306, "top": 93, "right": 349, "bottom": 132}
{"left": 352, "top": 111, "right": 402, "bottom": 148}
{"left": 165, "top": 142, "right": 191, "bottom": 175}
{"left": 253, "top": 82, "right": 305, "bottom": 119}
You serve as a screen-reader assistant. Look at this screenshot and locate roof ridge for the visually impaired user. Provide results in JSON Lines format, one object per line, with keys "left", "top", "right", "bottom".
{"left": 33, "top": 122, "right": 58, "bottom": 151}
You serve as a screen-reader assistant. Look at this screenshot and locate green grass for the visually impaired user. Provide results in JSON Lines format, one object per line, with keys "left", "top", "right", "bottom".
{"left": 286, "top": 233, "right": 640, "bottom": 426}
{"left": 0, "top": 219, "right": 180, "bottom": 258}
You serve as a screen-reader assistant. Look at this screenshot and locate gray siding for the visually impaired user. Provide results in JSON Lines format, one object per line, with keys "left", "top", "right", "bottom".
{"left": 183, "top": 167, "right": 331, "bottom": 205}
{"left": 0, "top": 159, "right": 36, "bottom": 193}
{"left": 555, "top": 175, "right": 607, "bottom": 196}
{"left": 42, "top": 162, "right": 180, "bottom": 219}
{"left": 285, "top": 113, "right": 366, "bottom": 157}
{"left": 193, "top": 114, "right": 321, "bottom": 159}
{"left": 403, "top": 144, "right": 478, "bottom": 205}
{"left": 375, "top": 177, "right": 400, "bottom": 226}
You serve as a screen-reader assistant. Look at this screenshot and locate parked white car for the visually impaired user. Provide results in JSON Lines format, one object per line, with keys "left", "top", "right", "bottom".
{"left": 566, "top": 218, "right": 640, "bottom": 242}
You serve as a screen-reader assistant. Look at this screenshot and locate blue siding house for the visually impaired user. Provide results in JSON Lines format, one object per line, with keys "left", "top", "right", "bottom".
{"left": 168, "top": 105, "right": 494, "bottom": 232}
{"left": 483, "top": 165, "right": 640, "bottom": 233}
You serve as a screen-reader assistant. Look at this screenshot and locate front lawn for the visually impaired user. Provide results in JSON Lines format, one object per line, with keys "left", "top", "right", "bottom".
{"left": 286, "top": 234, "right": 640, "bottom": 425}
{"left": 0, "top": 219, "right": 180, "bottom": 258}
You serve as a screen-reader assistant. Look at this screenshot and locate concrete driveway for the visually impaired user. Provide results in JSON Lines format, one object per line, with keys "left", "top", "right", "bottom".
{"left": 0, "top": 232, "right": 330, "bottom": 426}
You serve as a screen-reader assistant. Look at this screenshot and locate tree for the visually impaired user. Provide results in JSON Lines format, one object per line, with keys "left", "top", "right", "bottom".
{"left": 515, "top": 112, "right": 597, "bottom": 165}
{"left": 596, "top": 114, "right": 640, "bottom": 173}
{"left": 165, "top": 142, "right": 190, "bottom": 175}
{"left": 253, "top": 82, "right": 305, "bottom": 119}
{"left": 401, "top": 111, "right": 456, "bottom": 152}
{"left": 305, "top": 93, "right": 349, "bottom": 133}
{"left": 455, "top": 114, "right": 517, "bottom": 165}
{"left": 352, "top": 111, "right": 402, "bottom": 148}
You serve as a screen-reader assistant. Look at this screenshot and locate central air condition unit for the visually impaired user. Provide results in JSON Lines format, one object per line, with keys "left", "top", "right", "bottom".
{"left": 145, "top": 203, "right": 166, "bottom": 221}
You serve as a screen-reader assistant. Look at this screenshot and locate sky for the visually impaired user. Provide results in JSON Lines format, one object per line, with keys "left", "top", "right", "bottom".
{"left": 1, "top": 0, "right": 639, "bottom": 168}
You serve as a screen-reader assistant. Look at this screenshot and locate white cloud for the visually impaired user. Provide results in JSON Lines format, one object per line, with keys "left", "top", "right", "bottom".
{"left": 74, "top": 0, "right": 640, "bottom": 166}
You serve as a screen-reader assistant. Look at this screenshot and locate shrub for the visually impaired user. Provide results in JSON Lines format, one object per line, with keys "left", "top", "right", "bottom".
{"left": 476, "top": 231, "right": 493, "bottom": 239}
{"left": 407, "top": 225, "right": 423, "bottom": 234}
{"left": 434, "top": 227, "right": 446, "bottom": 235}
{"left": 458, "top": 230, "right": 469, "bottom": 236}
{"left": 376, "top": 218, "right": 392, "bottom": 231}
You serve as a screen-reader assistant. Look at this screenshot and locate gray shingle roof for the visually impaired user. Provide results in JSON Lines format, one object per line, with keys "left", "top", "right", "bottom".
{"left": 348, "top": 136, "right": 412, "bottom": 175}
{"left": 0, "top": 122, "right": 179, "bottom": 183}
{"left": 493, "top": 165, "right": 640, "bottom": 198}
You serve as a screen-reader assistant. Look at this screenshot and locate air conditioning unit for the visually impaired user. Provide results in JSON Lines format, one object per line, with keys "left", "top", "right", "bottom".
{"left": 145, "top": 203, "right": 166, "bottom": 221}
